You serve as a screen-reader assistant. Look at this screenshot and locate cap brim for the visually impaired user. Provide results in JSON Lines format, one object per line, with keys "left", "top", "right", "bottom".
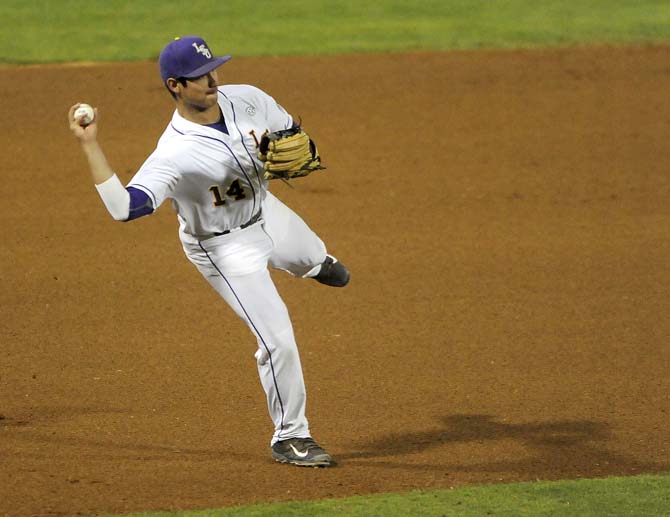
{"left": 182, "top": 55, "right": 232, "bottom": 79}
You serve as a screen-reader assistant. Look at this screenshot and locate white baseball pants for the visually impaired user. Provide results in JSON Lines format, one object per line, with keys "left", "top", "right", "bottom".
{"left": 181, "top": 192, "right": 327, "bottom": 445}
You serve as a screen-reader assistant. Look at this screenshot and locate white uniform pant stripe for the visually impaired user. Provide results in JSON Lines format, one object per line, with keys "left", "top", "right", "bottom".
{"left": 194, "top": 241, "right": 310, "bottom": 444}
{"left": 199, "top": 242, "right": 287, "bottom": 434}
{"left": 179, "top": 194, "right": 326, "bottom": 445}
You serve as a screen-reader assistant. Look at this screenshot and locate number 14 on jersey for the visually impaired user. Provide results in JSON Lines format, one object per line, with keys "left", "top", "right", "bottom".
{"left": 209, "top": 179, "right": 246, "bottom": 206}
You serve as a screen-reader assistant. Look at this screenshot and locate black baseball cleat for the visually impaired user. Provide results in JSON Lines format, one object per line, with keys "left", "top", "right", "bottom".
{"left": 271, "top": 437, "right": 335, "bottom": 467}
{"left": 313, "top": 255, "right": 350, "bottom": 287}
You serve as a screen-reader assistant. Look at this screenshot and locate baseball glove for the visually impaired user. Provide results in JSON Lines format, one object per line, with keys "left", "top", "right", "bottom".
{"left": 258, "top": 126, "right": 324, "bottom": 181}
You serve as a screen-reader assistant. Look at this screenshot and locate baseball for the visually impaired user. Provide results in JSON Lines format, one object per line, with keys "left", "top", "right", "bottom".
{"left": 74, "top": 103, "right": 95, "bottom": 126}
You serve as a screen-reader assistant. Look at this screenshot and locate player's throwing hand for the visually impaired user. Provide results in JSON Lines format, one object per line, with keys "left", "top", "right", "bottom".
{"left": 68, "top": 103, "right": 98, "bottom": 142}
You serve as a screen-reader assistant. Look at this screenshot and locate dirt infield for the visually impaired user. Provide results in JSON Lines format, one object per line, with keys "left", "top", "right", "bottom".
{"left": 2, "top": 45, "right": 670, "bottom": 516}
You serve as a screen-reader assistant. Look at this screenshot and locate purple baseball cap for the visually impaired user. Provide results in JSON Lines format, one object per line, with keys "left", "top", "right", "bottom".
{"left": 159, "top": 36, "right": 231, "bottom": 83}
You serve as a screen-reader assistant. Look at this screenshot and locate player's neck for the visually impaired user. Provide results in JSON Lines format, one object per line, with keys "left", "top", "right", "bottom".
{"left": 177, "top": 103, "right": 221, "bottom": 125}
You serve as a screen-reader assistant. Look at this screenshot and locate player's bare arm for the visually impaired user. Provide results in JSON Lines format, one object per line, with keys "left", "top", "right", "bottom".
{"left": 68, "top": 103, "right": 152, "bottom": 221}
{"left": 68, "top": 103, "right": 115, "bottom": 185}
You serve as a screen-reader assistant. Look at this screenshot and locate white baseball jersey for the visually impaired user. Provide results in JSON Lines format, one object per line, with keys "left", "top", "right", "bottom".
{"left": 128, "top": 85, "right": 293, "bottom": 241}
{"left": 124, "top": 85, "right": 331, "bottom": 445}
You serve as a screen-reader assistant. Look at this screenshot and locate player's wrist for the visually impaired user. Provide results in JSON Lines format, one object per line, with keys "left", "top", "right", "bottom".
{"left": 79, "top": 138, "right": 100, "bottom": 152}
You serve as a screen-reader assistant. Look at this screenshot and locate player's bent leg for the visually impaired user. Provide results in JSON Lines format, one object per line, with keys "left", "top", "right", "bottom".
{"left": 262, "top": 191, "right": 350, "bottom": 286}
{"left": 262, "top": 191, "right": 326, "bottom": 276}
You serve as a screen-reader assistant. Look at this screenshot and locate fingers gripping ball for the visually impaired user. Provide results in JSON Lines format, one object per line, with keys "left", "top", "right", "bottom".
{"left": 258, "top": 126, "right": 324, "bottom": 181}
{"left": 74, "top": 103, "right": 95, "bottom": 127}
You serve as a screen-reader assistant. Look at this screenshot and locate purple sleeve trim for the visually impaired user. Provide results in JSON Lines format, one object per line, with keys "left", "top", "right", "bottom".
{"left": 126, "top": 187, "right": 154, "bottom": 221}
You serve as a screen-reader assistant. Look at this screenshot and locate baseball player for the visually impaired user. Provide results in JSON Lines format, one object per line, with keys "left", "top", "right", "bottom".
{"left": 67, "top": 35, "right": 349, "bottom": 467}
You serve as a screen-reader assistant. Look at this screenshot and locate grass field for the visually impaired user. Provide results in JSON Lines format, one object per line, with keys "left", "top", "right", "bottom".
{"left": 4, "top": 1, "right": 670, "bottom": 516}
{"left": 113, "top": 473, "right": 670, "bottom": 516}
{"left": 1, "top": 0, "right": 670, "bottom": 63}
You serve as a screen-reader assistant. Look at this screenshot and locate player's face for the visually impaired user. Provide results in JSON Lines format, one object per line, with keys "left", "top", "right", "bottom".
{"left": 180, "top": 70, "right": 219, "bottom": 110}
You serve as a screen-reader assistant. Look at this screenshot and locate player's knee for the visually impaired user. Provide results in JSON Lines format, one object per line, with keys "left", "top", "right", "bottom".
{"left": 255, "top": 347, "right": 270, "bottom": 366}
{"left": 255, "top": 327, "right": 299, "bottom": 366}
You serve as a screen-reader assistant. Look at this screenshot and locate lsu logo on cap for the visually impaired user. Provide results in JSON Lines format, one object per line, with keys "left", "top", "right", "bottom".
{"left": 192, "top": 42, "right": 212, "bottom": 59}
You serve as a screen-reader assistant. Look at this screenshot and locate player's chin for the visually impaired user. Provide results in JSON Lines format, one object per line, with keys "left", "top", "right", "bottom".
{"left": 193, "top": 96, "right": 218, "bottom": 111}
{"left": 203, "top": 92, "right": 219, "bottom": 105}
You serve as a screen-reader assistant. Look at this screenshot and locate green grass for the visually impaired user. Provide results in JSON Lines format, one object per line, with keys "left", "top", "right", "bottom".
{"left": 1, "top": 0, "right": 670, "bottom": 63}
{"left": 111, "top": 472, "right": 670, "bottom": 516}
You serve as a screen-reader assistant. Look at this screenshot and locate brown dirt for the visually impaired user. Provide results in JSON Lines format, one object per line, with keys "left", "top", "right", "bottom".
{"left": 2, "top": 45, "right": 670, "bottom": 516}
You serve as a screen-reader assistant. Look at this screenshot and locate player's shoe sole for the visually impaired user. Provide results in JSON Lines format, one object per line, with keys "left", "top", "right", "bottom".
{"left": 313, "top": 255, "right": 350, "bottom": 287}
{"left": 271, "top": 437, "right": 335, "bottom": 467}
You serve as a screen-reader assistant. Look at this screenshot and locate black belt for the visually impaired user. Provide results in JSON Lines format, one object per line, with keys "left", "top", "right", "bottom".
{"left": 213, "top": 211, "right": 262, "bottom": 236}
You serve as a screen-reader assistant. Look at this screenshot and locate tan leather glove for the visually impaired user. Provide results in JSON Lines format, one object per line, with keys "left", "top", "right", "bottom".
{"left": 258, "top": 126, "right": 325, "bottom": 180}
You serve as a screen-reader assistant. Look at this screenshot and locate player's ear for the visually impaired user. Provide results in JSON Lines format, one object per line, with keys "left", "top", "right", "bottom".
{"left": 166, "top": 78, "right": 182, "bottom": 95}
